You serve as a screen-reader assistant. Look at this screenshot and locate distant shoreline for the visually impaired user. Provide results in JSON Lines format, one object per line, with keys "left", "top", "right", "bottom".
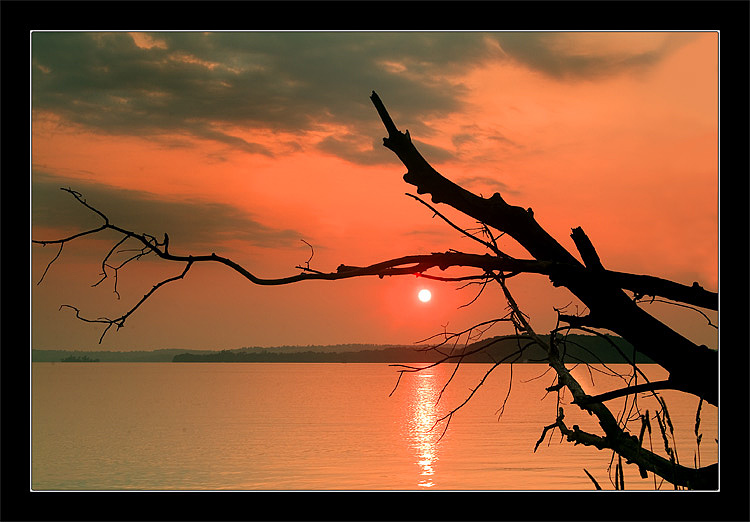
{"left": 32, "top": 334, "right": 657, "bottom": 364}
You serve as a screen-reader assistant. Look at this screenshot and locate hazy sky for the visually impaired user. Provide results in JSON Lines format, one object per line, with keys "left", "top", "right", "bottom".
{"left": 31, "top": 31, "right": 718, "bottom": 351}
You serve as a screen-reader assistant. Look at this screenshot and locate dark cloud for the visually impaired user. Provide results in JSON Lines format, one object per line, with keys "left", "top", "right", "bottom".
{"left": 315, "top": 134, "right": 391, "bottom": 166}
{"left": 31, "top": 32, "right": 490, "bottom": 163}
{"left": 316, "top": 133, "right": 456, "bottom": 166}
{"left": 31, "top": 32, "right": 687, "bottom": 164}
{"left": 32, "top": 171, "right": 302, "bottom": 251}
{"left": 490, "top": 32, "right": 693, "bottom": 80}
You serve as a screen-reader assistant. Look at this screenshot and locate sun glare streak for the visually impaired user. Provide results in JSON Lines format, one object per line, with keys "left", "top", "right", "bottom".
{"left": 404, "top": 369, "right": 442, "bottom": 488}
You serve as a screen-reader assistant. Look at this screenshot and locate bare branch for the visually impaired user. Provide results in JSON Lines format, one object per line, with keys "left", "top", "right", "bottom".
{"left": 33, "top": 187, "right": 717, "bottom": 362}
{"left": 573, "top": 380, "right": 673, "bottom": 406}
{"left": 570, "top": 227, "right": 604, "bottom": 271}
{"left": 635, "top": 296, "right": 718, "bottom": 329}
{"left": 495, "top": 362, "right": 514, "bottom": 420}
{"left": 389, "top": 334, "right": 521, "bottom": 374}
{"left": 416, "top": 273, "right": 490, "bottom": 283}
{"left": 36, "top": 243, "right": 64, "bottom": 285}
{"left": 535, "top": 408, "right": 564, "bottom": 453}
{"left": 583, "top": 468, "right": 603, "bottom": 490}
{"left": 495, "top": 272, "right": 715, "bottom": 489}
{"left": 431, "top": 351, "right": 521, "bottom": 442}
{"left": 457, "top": 275, "right": 492, "bottom": 309}
{"left": 59, "top": 262, "right": 194, "bottom": 343}
{"left": 406, "top": 193, "right": 507, "bottom": 256}
{"left": 370, "top": 91, "right": 717, "bottom": 405}
{"left": 32, "top": 92, "right": 718, "bottom": 491}
{"left": 414, "top": 318, "right": 509, "bottom": 347}
{"left": 300, "top": 239, "right": 315, "bottom": 268}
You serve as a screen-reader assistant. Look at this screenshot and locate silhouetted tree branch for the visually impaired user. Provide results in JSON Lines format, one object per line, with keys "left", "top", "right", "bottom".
{"left": 34, "top": 191, "right": 715, "bottom": 329}
{"left": 32, "top": 91, "right": 717, "bottom": 489}
{"left": 496, "top": 278, "right": 716, "bottom": 489}
{"left": 369, "top": 91, "right": 716, "bottom": 407}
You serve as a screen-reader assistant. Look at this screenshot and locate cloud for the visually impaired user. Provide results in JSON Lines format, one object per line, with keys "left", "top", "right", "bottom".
{"left": 315, "top": 134, "right": 391, "bottom": 166}
{"left": 31, "top": 32, "right": 489, "bottom": 161}
{"left": 490, "top": 32, "right": 696, "bottom": 80}
{"left": 457, "top": 175, "right": 520, "bottom": 196}
{"left": 451, "top": 124, "right": 519, "bottom": 151}
{"left": 31, "top": 32, "right": 691, "bottom": 165}
{"left": 31, "top": 171, "right": 303, "bottom": 251}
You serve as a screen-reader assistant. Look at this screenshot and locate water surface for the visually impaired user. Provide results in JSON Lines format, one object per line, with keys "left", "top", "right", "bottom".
{"left": 31, "top": 362, "right": 717, "bottom": 490}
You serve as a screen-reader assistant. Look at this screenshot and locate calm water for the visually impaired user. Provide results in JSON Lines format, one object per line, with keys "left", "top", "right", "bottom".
{"left": 31, "top": 362, "right": 717, "bottom": 491}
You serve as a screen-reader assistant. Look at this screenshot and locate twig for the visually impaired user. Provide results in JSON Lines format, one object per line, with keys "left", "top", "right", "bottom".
{"left": 59, "top": 261, "right": 193, "bottom": 343}
{"left": 636, "top": 296, "right": 718, "bottom": 329}
{"left": 406, "top": 192, "right": 507, "bottom": 256}
{"left": 36, "top": 243, "right": 64, "bottom": 285}
{"left": 495, "top": 361, "right": 514, "bottom": 420}
{"left": 583, "top": 468, "right": 603, "bottom": 490}
{"left": 457, "top": 275, "right": 492, "bottom": 309}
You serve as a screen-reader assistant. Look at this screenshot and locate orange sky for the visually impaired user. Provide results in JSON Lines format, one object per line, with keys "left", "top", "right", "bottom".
{"left": 31, "top": 32, "right": 718, "bottom": 351}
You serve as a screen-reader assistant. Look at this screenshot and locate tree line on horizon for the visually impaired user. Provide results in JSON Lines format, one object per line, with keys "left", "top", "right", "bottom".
{"left": 172, "top": 334, "right": 650, "bottom": 364}
{"left": 31, "top": 334, "right": 649, "bottom": 364}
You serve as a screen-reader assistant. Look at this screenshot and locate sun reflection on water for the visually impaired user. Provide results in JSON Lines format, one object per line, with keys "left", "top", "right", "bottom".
{"left": 404, "top": 368, "right": 442, "bottom": 488}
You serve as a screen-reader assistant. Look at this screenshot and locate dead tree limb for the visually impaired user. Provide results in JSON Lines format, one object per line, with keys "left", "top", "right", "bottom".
{"left": 33, "top": 92, "right": 718, "bottom": 489}
{"left": 369, "top": 91, "right": 717, "bottom": 406}
{"left": 34, "top": 189, "right": 714, "bottom": 349}
{"left": 496, "top": 274, "right": 716, "bottom": 489}
{"left": 573, "top": 380, "right": 673, "bottom": 406}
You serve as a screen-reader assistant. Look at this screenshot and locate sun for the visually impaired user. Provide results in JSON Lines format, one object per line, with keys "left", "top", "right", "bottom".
{"left": 418, "top": 289, "right": 432, "bottom": 303}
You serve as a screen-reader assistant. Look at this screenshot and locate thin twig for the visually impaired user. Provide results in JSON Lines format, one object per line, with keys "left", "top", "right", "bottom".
{"left": 583, "top": 468, "right": 603, "bottom": 490}
{"left": 406, "top": 192, "right": 507, "bottom": 256}
{"left": 59, "top": 261, "right": 194, "bottom": 343}
{"left": 636, "top": 296, "right": 718, "bottom": 329}
{"left": 36, "top": 243, "right": 64, "bottom": 285}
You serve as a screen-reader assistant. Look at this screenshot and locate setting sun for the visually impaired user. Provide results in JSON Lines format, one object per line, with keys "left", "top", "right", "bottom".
{"left": 26, "top": 23, "right": 723, "bottom": 501}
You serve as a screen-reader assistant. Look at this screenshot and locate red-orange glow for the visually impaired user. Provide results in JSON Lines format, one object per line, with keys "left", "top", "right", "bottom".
{"left": 31, "top": 32, "right": 718, "bottom": 351}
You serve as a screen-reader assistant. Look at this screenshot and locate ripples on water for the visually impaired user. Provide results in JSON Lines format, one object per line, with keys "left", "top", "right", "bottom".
{"left": 31, "top": 362, "right": 717, "bottom": 491}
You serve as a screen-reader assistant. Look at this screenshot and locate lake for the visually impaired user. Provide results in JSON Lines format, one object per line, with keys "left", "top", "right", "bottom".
{"left": 31, "top": 362, "right": 717, "bottom": 491}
